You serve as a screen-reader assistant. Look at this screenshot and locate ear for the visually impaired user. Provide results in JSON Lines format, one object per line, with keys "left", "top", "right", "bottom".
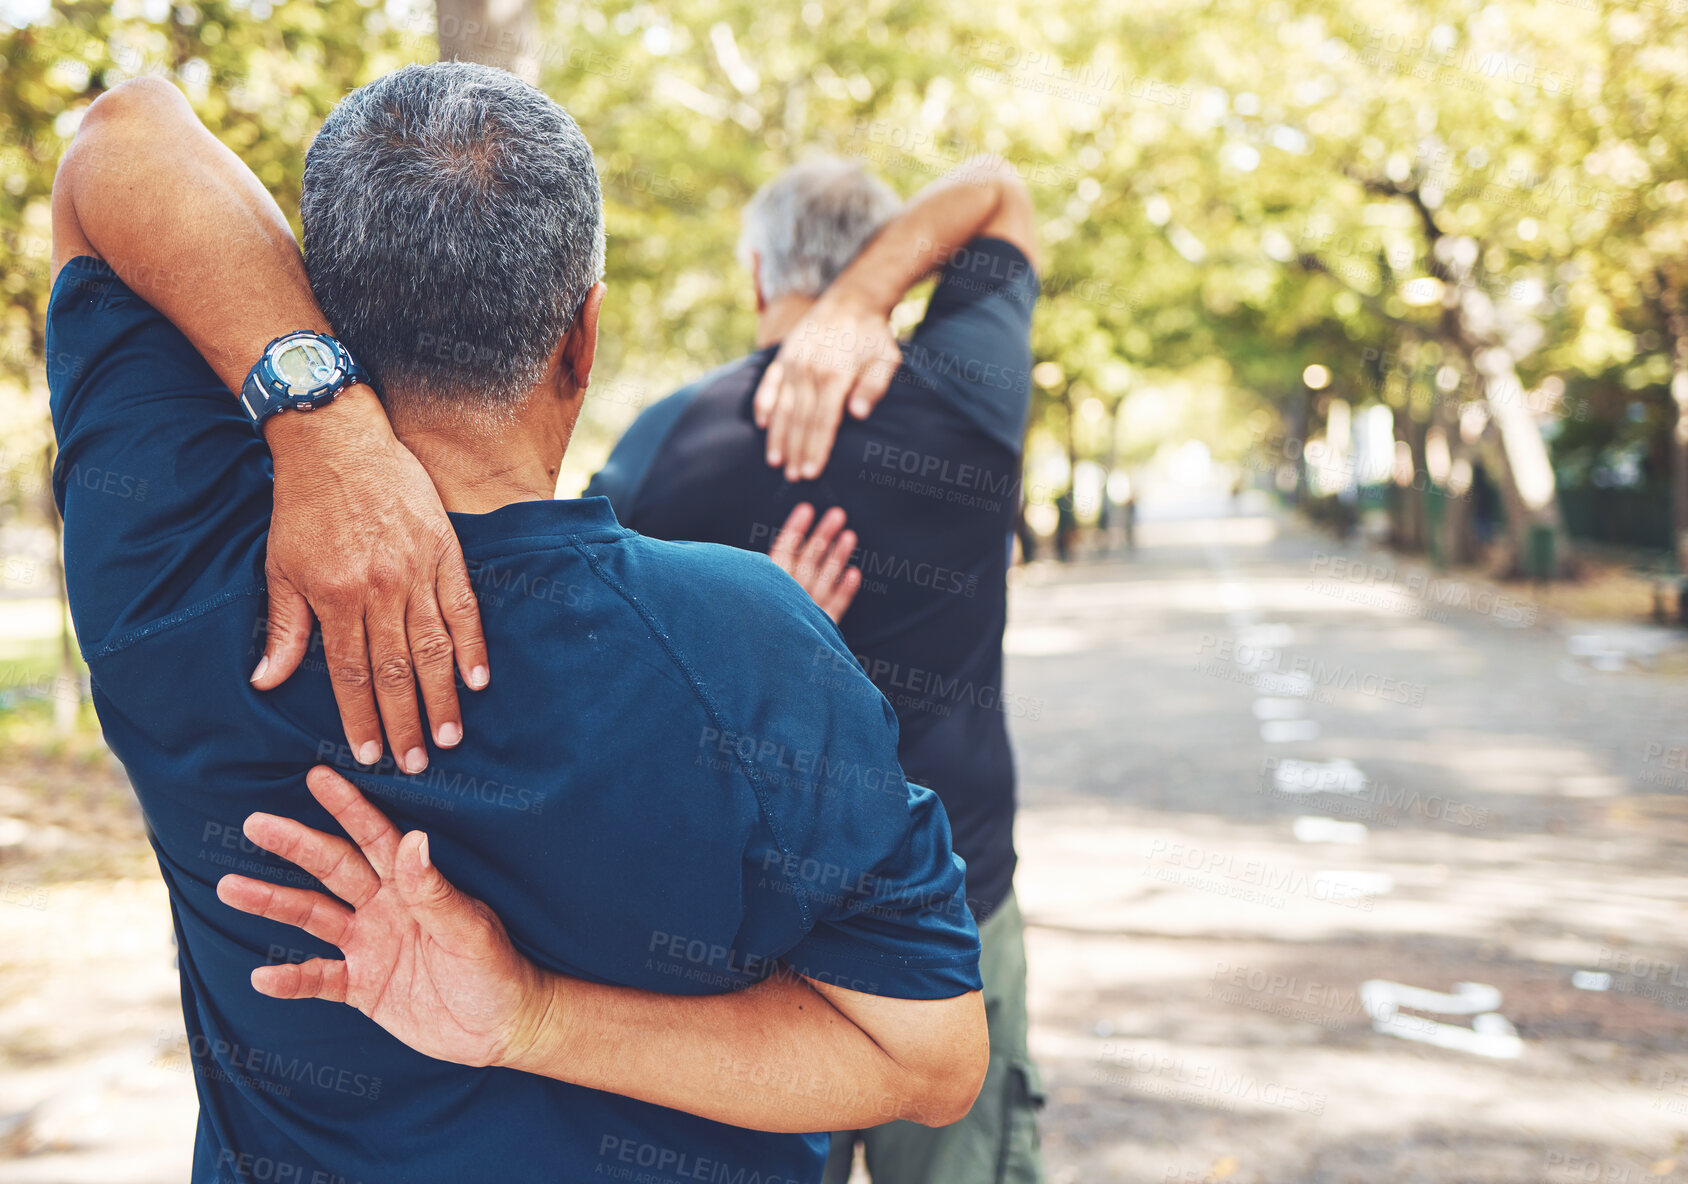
{"left": 559, "top": 282, "right": 606, "bottom": 395}
{"left": 751, "top": 251, "right": 766, "bottom": 314}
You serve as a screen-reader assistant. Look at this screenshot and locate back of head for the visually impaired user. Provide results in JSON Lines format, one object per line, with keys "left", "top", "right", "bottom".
{"left": 738, "top": 158, "right": 900, "bottom": 303}
{"left": 301, "top": 61, "right": 604, "bottom": 422}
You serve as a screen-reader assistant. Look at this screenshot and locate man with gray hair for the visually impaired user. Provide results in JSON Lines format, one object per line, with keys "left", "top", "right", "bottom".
{"left": 588, "top": 155, "right": 1045, "bottom": 1183}
{"left": 48, "top": 65, "right": 988, "bottom": 1182}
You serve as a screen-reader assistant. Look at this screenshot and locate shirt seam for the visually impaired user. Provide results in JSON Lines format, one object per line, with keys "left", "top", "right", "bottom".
{"left": 792, "top": 936, "right": 980, "bottom": 969}
{"left": 565, "top": 536, "right": 817, "bottom": 930}
{"left": 87, "top": 581, "right": 267, "bottom": 661}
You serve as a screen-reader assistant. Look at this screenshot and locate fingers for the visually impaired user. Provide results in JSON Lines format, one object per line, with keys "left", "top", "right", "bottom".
{"left": 320, "top": 614, "right": 384, "bottom": 767}
{"left": 216, "top": 874, "right": 353, "bottom": 948}
{"left": 796, "top": 506, "right": 849, "bottom": 575}
{"left": 753, "top": 359, "right": 784, "bottom": 434}
{"left": 436, "top": 549, "right": 490, "bottom": 693}
{"left": 818, "top": 565, "right": 863, "bottom": 623}
{"left": 394, "top": 830, "right": 494, "bottom": 953}
{"left": 774, "top": 366, "right": 819, "bottom": 482}
{"left": 242, "top": 808, "right": 381, "bottom": 908}
{"left": 252, "top": 574, "right": 314, "bottom": 690}
{"left": 769, "top": 504, "right": 861, "bottom": 622}
{"left": 406, "top": 591, "right": 463, "bottom": 751}
{"left": 846, "top": 340, "right": 900, "bottom": 420}
{"left": 791, "top": 371, "right": 852, "bottom": 482}
{"left": 251, "top": 957, "right": 350, "bottom": 1004}
{"left": 365, "top": 608, "right": 428, "bottom": 775}
{"left": 306, "top": 765, "right": 401, "bottom": 882}
{"left": 812, "top": 524, "right": 859, "bottom": 613}
{"left": 768, "top": 503, "right": 816, "bottom": 573}
{"left": 809, "top": 519, "right": 861, "bottom": 623}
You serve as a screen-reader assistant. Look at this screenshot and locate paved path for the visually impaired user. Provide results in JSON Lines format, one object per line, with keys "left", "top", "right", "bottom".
{"left": 1009, "top": 501, "right": 1688, "bottom": 1183}
{"left": 3, "top": 502, "right": 1686, "bottom": 1183}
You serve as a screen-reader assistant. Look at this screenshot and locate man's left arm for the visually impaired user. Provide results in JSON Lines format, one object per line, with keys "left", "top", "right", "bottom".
{"left": 52, "top": 77, "right": 485, "bottom": 772}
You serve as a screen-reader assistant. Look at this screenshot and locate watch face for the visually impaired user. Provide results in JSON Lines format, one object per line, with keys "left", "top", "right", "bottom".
{"left": 272, "top": 337, "right": 341, "bottom": 397}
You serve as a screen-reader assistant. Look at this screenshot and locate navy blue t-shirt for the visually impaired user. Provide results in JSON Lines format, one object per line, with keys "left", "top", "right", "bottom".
{"left": 588, "top": 237, "right": 1039, "bottom": 920}
{"left": 46, "top": 256, "right": 981, "bottom": 1184}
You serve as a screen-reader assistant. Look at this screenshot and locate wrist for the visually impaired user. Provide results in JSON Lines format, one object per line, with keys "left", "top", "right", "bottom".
{"left": 819, "top": 274, "right": 896, "bottom": 322}
{"left": 498, "top": 967, "right": 567, "bottom": 1073}
{"left": 263, "top": 383, "right": 393, "bottom": 466}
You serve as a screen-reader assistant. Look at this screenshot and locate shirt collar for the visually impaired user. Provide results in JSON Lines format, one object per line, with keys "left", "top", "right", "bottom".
{"left": 448, "top": 495, "right": 627, "bottom": 553}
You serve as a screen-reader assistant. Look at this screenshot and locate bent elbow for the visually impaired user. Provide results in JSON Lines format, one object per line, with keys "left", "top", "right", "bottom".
{"left": 909, "top": 1030, "right": 990, "bottom": 1128}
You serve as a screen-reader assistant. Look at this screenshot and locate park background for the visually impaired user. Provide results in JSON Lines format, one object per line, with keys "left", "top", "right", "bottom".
{"left": 2, "top": 0, "right": 1688, "bottom": 1181}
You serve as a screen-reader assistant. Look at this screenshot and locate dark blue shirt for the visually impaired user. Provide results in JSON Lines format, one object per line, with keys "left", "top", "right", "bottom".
{"left": 46, "top": 256, "right": 981, "bottom": 1184}
{"left": 588, "top": 237, "right": 1039, "bottom": 920}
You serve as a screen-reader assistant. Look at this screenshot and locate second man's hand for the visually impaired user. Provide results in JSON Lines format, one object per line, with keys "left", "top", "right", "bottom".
{"left": 257, "top": 386, "right": 490, "bottom": 773}
{"left": 767, "top": 502, "right": 863, "bottom": 623}
{"left": 754, "top": 292, "right": 901, "bottom": 483}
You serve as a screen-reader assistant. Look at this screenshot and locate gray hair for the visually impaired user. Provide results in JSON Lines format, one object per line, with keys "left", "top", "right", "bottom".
{"left": 301, "top": 61, "right": 605, "bottom": 419}
{"left": 737, "top": 158, "right": 901, "bottom": 304}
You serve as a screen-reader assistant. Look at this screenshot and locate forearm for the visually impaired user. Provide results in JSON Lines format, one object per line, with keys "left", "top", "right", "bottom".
{"left": 52, "top": 77, "right": 389, "bottom": 449}
{"left": 826, "top": 155, "right": 1039, "bottom": 317}
{"left": 504, "top": 970, "right": 981, "bottom": 1132}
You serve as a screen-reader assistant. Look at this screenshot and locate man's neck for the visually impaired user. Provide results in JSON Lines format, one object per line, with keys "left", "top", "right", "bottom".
{"left": 754, "top": 294, "right": 817, "bottom": 349}
{"left": 389, "top": 405, "right": 570, "bottom": 516}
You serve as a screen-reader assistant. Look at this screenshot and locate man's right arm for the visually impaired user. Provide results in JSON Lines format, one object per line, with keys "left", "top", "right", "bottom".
{"left": 756, "top": 155, "right": 1039, "bottom": 480}
{"left": 219, "top": 768, "right": 988, "bottom": 1133}
{"left": 52, "top": 77, "right": 487, "bottom": 771}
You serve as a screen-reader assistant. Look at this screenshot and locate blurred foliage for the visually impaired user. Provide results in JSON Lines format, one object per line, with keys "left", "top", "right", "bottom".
{"left": 1, "top": 0, "right": 1685, "bottom": 510}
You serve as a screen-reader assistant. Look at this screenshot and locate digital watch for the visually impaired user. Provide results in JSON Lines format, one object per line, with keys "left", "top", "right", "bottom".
{"left": 239, "top": 331, "right": 371, "bottom": 429}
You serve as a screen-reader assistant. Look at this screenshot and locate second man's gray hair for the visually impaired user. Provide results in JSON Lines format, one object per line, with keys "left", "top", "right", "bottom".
{"left": 738, "top": 159, "right": 901, "bottom": 304}
{"left": 301, "top": 61, "right": 605, "bottom": 420}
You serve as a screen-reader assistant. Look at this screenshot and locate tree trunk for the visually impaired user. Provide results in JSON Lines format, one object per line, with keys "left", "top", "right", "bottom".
{"left": 1659, "top": 275, "right": 1688, "bottom": 574}
{"left": 435, "top": 0, "right": 538, "bottom": 83}
{"left": 1470, "top": 348, "right": 1570, "bottom": 577}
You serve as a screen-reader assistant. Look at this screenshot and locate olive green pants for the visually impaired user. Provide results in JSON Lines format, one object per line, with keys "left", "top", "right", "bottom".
{"left": 821, "top": 891, "right": 1045, "bottom": 1184}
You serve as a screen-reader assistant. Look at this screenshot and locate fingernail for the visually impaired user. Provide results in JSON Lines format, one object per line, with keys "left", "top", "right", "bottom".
{"left": 468, "top": 665, "right": 489, "bottom": 689}
{"left": 357, "top": 741, "right": 381, "bottom": 766}
{"left": 437, "top": 721, "right": 461, "bottom": 747}
{"left": 850, "top": 399, "right": 870, "bottom": 417}
{"left": 249, "top": 656, "right": 269, "bottom": 684}
{"left": 403, "top": 747, "right": 427, "bottom": 775}
{"left": 803, "top": 462, "right": 820, "bottom": 479}
{"left": 417, "top": 832, "right": 431, "bottom": 869}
